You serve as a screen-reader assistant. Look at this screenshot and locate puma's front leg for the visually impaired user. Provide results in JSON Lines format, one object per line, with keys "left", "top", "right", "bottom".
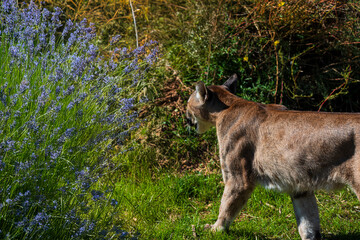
{"left": 291, "top": 192, "right": 321, "bottom": 240}
{"left": 211, "top": 177, "right": 255, "bottom": 231}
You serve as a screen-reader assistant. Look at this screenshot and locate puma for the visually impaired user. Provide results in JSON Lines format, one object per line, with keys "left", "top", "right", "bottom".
{"left": 186, "top": 74, "right": 360, "bottom": 240}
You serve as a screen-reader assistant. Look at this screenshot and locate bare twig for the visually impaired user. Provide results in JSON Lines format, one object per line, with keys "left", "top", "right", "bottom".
{"left": 318, "top": 83, "right": 345, "bottom": 112}
{"left": 129, "top": 0, "right": 139, "bottom": 48}
{"left": 243, "top": 5, "right": 261, "bottom": 36}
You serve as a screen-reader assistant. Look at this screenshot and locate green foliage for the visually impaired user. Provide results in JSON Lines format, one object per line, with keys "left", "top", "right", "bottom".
{"left": 131, "top": 0, "right": 360, "bottom": 110}
{"left": 34, "top": 0, "right": 360, "bottom": 109}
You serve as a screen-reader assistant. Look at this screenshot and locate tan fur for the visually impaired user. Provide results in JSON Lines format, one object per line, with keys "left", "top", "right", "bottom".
{"left": 186, "top": 74, "right": 360, "bottom": 240}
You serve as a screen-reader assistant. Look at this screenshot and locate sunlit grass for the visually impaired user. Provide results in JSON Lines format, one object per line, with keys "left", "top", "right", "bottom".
{"left": 113, "top": 145, "right": 360, "bottom": 239}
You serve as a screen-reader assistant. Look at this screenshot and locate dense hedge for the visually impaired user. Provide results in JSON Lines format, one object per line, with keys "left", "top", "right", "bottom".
{"left": 146, "top": 0, "right": 360, "bottom": 111}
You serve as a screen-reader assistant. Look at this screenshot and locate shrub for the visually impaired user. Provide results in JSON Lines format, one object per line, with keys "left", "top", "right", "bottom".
{"left": 221, "top": 0, "right": 360, "bottom": 110}
{"left": 0, "top": 0, "right": 157, "bottom": 238}
{"left": 139, "top": 0, "right": 360, "bottom": 110}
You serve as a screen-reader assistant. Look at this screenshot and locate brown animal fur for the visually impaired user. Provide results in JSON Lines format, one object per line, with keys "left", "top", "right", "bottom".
{"left": 186, "top": 74, "right": 360, "bottom": 240}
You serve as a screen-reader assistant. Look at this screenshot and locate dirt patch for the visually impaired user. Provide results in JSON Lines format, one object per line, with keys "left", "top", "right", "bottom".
{"left": 141, "top": 67, "right": 191, "bottom": 119}
{"left": 137, "top": 68, "right": 219, "bottom": 173}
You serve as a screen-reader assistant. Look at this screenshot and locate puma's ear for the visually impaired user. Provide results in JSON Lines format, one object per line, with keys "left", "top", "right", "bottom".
{"left": 223, "top": 73, "right": 238, "bottom": 94}
{"left": 195, "top": 81, "right": 208, "bottom": 104}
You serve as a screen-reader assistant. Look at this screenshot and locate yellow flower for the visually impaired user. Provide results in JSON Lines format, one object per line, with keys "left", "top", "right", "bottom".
{"left": 274, "top": 40, "right": 280, "bottom": 47}
{"left": 243, "top": 56, "right": 248, "bottom": 62}
{"left": 278, "top": 1, "right": 285, "bottom": 7}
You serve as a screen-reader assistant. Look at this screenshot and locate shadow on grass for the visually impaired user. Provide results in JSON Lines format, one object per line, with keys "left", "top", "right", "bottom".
{"left": 325, "top": 232, "right": 360, "bottom": 240}
{"left": 227, "top": 229, "right": 270, "bottom": 240}
{"left": 227, "top": 231, "right": 360, "bottom": 240}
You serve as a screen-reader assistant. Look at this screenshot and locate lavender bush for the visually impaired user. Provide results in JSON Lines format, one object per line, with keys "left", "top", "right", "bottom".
{"left": 0, "top": 0, "right": 157, "bottom": 238}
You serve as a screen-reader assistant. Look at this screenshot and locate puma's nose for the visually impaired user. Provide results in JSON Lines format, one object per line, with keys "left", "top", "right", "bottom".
{"left": 186, "top": 117, "right": 195, "bottom": 127}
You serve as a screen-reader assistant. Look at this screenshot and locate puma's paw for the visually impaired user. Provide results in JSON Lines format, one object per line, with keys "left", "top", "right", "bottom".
{"left": 204, "top": 223, "right": 226, "bottom": 232}
{"left": 204, "top": 224, "right": 212, "bottom": 230}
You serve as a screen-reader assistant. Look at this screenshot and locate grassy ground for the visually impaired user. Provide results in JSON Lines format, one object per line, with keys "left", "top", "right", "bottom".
{"left": 114, "top": 146, "right": 360, "bottom": 240}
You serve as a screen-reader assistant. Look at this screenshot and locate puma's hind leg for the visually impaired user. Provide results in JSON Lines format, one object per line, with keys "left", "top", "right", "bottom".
{"left": 352, "top": 177, "right": 360, "bottom": 201}
{"left": 349, "top": 163, "right": 360, "bottom": 201}
{"left": 352, "top": 182, "right": 360, "bottom": 201}
{"left": 291, "top": 192, "right": 321, "bottom": 240}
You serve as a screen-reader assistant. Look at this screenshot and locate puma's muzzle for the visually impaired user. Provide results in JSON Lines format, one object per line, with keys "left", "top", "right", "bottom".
{"left": 185, "top": 110, "right": 197, "bottom": 127}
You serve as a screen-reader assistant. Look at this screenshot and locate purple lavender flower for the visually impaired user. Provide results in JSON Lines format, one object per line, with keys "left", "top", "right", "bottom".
{"left": 132, "top": 45, "right": 145, "bottom": 56}
{"left": 50, "top": 146, "right": 62, "bottom": 160}
{"left": 54, "top": 104, "right": 62, "bottom": 112}
{"left": 26, "top": 39, "right": 35, "bottom": 55}
{"left": 67, "top": 101, "right": 75, "bottom": 110}
{"left": 39, "top": 31, "right": 47, "bottom": 47}
{"left": 55, "top": 86, "right": 61, "bottom": 95}
{"left": 2, "top": 0, "right": 17, "bottom": 13}
{"left": 71, "top": 55, "right": 87, "bottom": 78}
{"left": 42, "top": 8, "right": 51, "bottom": 20}
{"left": 67, "top": 30, "right": 79, "bottom": 49}
{"left": 63, "top": 127, "right": 75, "bottom": 139}
{"left": 3, "top": 139, "right": 16, "bottom": 152}
{"left": 83, "top": 72, "right": 94, "bottom": 82}
{"left": 123, "top": 65, "right": 131, "bottom": 74}
{"left": 10, "top": 93, "right": 19, "bottom": 106}
{"left": 29, "top": 211, "right": 50, "bottom": 228}
{"left": 146, "top": 46, "right": 159, "bottom": 65}
{"left": 90, "top": 190, "right": 103, "bottom": 201}
{"left": 15, "top": 218, "right": 28, "bottom": 228}
{"left": 50, "top": 6, "right": 62, "bottom": 30}
{"left": 14, "top": 110, "right": 21, "bottom": 117}
{"left": 26, "top": 117, "right": 39, "bottom": 132}
{"left": 63, "top": 85, "right": 75, "bottom": 96}
{"left": 130, "top": 57, "right": 139, "bottom": 71}
{"left": 80, "top": 18, "right": 87, "bottom": 28}
{"left": 15, "top": 161, "right": 32, "bottom": 172}
{"left": 49, "top": 32, "right": 56, "bottom": 48}
{"left": 20, "top": 26, "right": 34, "bottom": 42}
{"left": 37, "top": 86, "right": 50, "bottom": 107}
{"left": 10, "top": 120, "right": 16, "bottom": 130}
{"left": 55, "top": 68, "right": 64, "bottom": 82}
{"left": 0, "top": 158, "right": 5, "bottom": 171}
{"left": 110, "top": 199, "right": 118, "bottom": 206}
{"left": 19, "top": 78, "right": 30, "bottom": 93}
{"left": 62, "top": 19, "right": 74, "bottom": 37}
{"left": 87, "top": 44, "right": 98, "bottom": 61}
{"left": 21, "top": 1, "right": 41, "bottom": 26}
{"left": 121, "top": 47, "right": 128, "bottom": 55}
{"left": 110, "top": 34, "right": 121, "bottom": 45}
{"left": 78, "top": 19, "right": 96, "bottom": 45}
{"left": 120, "top": 98, "right": 135, "bottom": 112}
{"left": 10, "top": 45, "right": 20, "bottom": 59}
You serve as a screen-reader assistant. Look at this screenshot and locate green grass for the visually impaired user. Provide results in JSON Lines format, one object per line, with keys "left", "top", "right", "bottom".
{"left": 112, "top": 146, "right": 360, "bottom": 240}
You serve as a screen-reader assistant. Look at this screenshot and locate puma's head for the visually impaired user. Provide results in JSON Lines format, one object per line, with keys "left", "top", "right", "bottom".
{"left": 186, "top": 74, "right": 238, "bottom": 133}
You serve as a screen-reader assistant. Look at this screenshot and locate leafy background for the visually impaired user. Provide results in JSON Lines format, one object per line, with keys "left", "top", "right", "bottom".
{"left": 1, "top": 0, "right": 360, "bottom": 239}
